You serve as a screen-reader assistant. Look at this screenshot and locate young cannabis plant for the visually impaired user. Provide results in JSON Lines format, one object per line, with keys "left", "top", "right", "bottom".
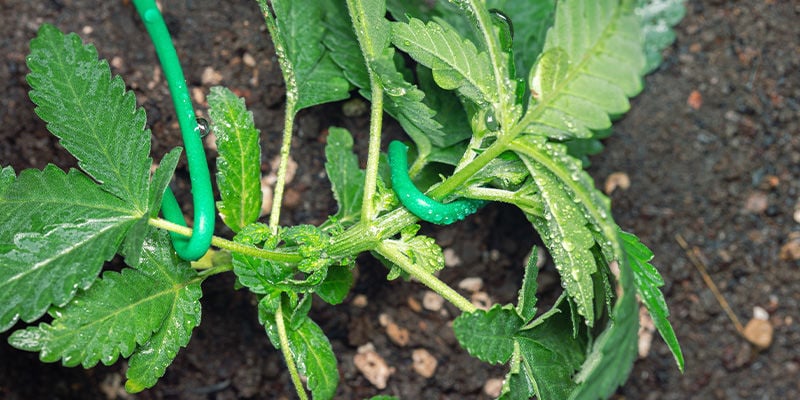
{"left": 1, "top": 0, "right": 686, "bottom": 399}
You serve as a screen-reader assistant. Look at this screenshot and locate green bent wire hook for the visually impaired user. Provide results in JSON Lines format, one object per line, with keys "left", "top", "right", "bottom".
{"left": 133, "top": 0, "right": 214, "bottom": 260}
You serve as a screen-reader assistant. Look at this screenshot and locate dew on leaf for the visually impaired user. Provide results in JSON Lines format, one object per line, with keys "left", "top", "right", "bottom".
{"left": 195, "top": 118, "right": 210, "bottom": 138}
{"left": 488, "top": 9, "right": 514, "bottom": 52}
{"left": 485, "top": 109, "right": 499, "bottom": 131}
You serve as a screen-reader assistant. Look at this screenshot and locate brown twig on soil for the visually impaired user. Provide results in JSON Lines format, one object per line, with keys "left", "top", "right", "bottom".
{"left": 675, "top": 233, "right": 745, "bottom": 335}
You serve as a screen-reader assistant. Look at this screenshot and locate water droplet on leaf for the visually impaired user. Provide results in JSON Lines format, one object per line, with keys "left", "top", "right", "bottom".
{"left": 195, "top": 118, "right": 210, "bottom": 138}
{"left": 485, "top": 109, "right": 499, "bottom": 131}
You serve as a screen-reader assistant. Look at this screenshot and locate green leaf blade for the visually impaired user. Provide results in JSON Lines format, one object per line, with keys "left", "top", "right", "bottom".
{"left": 265, "top": 0, "right": 351, "bottom": 113}
{"left": 0, "top": 166, "right": 140, "bottom": 332}
{"left": 9, "top": 231, "right": 201, "bottom": 375}
{"left": 26, "top": 24, "right": 151, "bottom": 209}
{"left": 525, "top": 0, "right": 646, "bottom": 140}
{"left": 525, "top": 160, "right": 597, "bottom": 324}
{"left": 392, "top": 18, "right": 497, "bottom": 105}
{"left": 620, "top": 230, "right": 684, "bottom": 372}
{"left": 325, "top": 127, "right": 365, "bottom": 226}
{"left": 453, "top": 305, "right": 523, "bottom": 365}
{"left": 288, "top": 316, "right": 339, "bottom": 400}
{"left": 125, "top": 232, "right": 203, "bottom": 392}
{"left": 636, "top": 0, "right": 686, "bottom": 73}
{"left": 209, "top": 86, "right": 262, "bottom": 233}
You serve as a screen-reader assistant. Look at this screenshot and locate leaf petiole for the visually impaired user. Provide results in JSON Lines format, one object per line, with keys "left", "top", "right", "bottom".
{"left": 147, "top": 218, "right": 302, "bottom": 264}
{"left": 376, "top": 241, "right": 476, "bottom": 313}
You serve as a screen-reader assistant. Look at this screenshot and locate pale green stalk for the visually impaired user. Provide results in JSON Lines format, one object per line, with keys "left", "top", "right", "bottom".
{"left": 276, "top": 302, "right": 310, "bottom": 400}
{"left": 376, "top": 242, "right": 476, "bottom": 313}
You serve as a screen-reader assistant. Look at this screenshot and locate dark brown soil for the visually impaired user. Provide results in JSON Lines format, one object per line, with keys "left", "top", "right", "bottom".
{"left": 1, "top": 1, "right": 799, "bottom": 399}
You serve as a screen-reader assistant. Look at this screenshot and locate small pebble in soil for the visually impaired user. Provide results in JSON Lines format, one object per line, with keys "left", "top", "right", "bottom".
{"left": 411, "top": 348, "right": 438, "bottom": 378}
{"left": 407, "top": 296, "right": 422, "bottom": 313}
{"left": 779, "top": 232, "right": 800, "bottom": 260}
{"left": 242, "top": 52, "right": 256, "bottom": 68}
{"left": 422, "top": 291, "right": 444, "bottom": 311}
{"left": 638, "top": 306, "right": 656, "bottom": 358}
{"left": 687, "top": 89, "right": 703, "bottom": 110}
{"left": 353, "top": 343, "right": 395, "bottom": 389}
{"left": 202, "top": 66, "right": 223, "bottom": 86}
{"left": 744, "top": 191, "right": 769, "bottom": 214}
{"left": 351, "top": 294, "right": 368, "bottom": 308}
{"left": 458, "top": 277, "right": 483, "bottom": 293}
{"left": 604, "top": 171, "right": 631, "bottom": 195}
{"left": 259, "top": 177, "right": 273, "bottom": 217}
{"left": 743, "top": 307, "right": 773, "bottom": 350}
{"left": 386, "top": 322, "right": 410, "bottom": 347}
{"left": 471, "top": 291, "right": 493, "bottom": 310}
{"left": 484, "top": 378, "right": 504, "bottom": 398}
{"left": 443, "top": 247, "right": 461, "bottom": 267}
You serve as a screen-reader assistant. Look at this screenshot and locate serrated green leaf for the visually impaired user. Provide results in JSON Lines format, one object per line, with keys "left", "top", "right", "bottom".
{"left": 9, "top": 230, "right": 201, "bottom": 370}
{"left": 209, "top": 86, "right": 262, "bottom": 232}
{"left": 392, "top": 18, "right": 497, "bottom": 105}
{"left": 524, "top": 0, "right": 645, "bottom": 140}
{"left": 261, "top": 0, "right": 351, "bottom": 113}
{"left": 636, "top": 0, "right": 686, "bottom": 73}
{"left": 500, "top": 302, "right": 586, "bottom": 400}
{"left": 620, "top": 230, "right": 684, "bottom": 371}
{"left": 325, "top": 0, "right": 453, "bottom": 167}
{"left": 27, "top": 24, "right": 151, "bottom": 210}
{"left": 0, "top": 166, "right": 141, "bottom": 332}
{"left": 380, "top": 226, "right": 444, "bottom": 280}
{"left": 453, "top": 305, "right": 522, "bottom": 364}
{"left": 569, "top": 259, "right": 638, "bottom": 399}
{"left": 325, "top": 127, "right": 365, "bottom": 226}
{"left": 524, "top": 160, "right": 596, "bottom": 324}
{"left": 287, "top": 316, "right": 339, "bottom": 400}
{"left": 516, "top": 248, "right": 539, "bottom": 323}
{"left": 316, "top": 265, "right": 354, "bottom": 305}
{"left": 121, "top": 147, "right": 182, "bottom": 266}
{"left": 124, "top": 231, "right": 203, "bottom": 393}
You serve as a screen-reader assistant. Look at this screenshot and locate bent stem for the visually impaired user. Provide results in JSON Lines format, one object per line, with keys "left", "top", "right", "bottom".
{"left": 148, "top": 218, "right": 302, "bottom": 264}
{"left": 376, "top": 242, "right": 476, "bottom": 313}
{"left": 276, "top": 300, "right": 309, "bottom": 400}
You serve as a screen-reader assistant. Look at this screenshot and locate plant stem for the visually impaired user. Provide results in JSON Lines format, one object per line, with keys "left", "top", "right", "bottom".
{"left": 148, "top": 218, "right": 302, "bottom": 263}
{"left": 360, "top": 74, "right": 384, "bottom": 222}
{"left": 275, "top": 301, "right": 309, "bottom": 400}
{"left": 269, "top": 99, "right": 296, "bottom": 234}
{"left": 376, "top": 242, "right": 476, "bottom": 313}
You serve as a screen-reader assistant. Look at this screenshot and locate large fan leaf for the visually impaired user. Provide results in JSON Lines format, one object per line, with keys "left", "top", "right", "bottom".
{"left": 260, "top": 0, "right": 351, "bottom": 113}
{"left": 523, "top": 159, "right": 597, "bottom": 323}
{"left": 0, "top": 166, "right": 141, "bottom": 332}
{"left": 9, "top": 231, "right": 201, "bottom": 372}
{"left": 524, "top": 0, "right": 645, "bottom": 140}
{"left": 125, "top": 231, "right": 203, "bottom": 392}
{"left": 26, "top": 24, "right": 151, "bottom": 210}
{"left": 208, "top": 87, "right": 262, "bottom": 233}
{"left": 392, "top": 17, "right": 497, "bottom": 105}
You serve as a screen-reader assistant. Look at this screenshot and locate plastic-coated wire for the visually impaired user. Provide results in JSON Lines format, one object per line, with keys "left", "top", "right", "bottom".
{"left": 132, "top": 0, "right": 214, "bottom": 260}
{"left": 388, "top": 141, "right": 485, "bottom": 225}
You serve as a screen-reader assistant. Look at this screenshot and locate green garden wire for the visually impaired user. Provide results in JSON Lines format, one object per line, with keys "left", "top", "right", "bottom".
{"left": 388, "top": 141, "right": 485, "bottom": 225}
{"left": 133, "top": 0, "right": 214, "bottom": 260}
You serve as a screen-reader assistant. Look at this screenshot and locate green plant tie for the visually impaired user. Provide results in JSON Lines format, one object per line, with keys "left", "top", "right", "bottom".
{"left": 133, "top": 0, "right": 214, "bottom": 260}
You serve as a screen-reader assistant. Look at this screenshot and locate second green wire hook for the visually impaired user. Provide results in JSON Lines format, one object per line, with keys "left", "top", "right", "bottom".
{"left": 133, "top": 0, "right": 215, "bottom": 260}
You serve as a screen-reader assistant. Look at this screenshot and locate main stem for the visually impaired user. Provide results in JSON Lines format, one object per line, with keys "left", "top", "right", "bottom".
{"left": 269, "top": 102, "right": 296, "bottom": 234}
{"left": 360, "top": 73, "right": 384, "bottom": 222}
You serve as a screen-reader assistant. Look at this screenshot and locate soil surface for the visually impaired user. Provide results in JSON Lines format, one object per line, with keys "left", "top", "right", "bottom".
{"left": 1, "top": 1, "right": 799, "bottom": 399}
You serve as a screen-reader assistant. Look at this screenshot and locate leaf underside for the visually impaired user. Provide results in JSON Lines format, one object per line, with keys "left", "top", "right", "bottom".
{"left": 324, "top": 127, "right": 365, "bottom": 226}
